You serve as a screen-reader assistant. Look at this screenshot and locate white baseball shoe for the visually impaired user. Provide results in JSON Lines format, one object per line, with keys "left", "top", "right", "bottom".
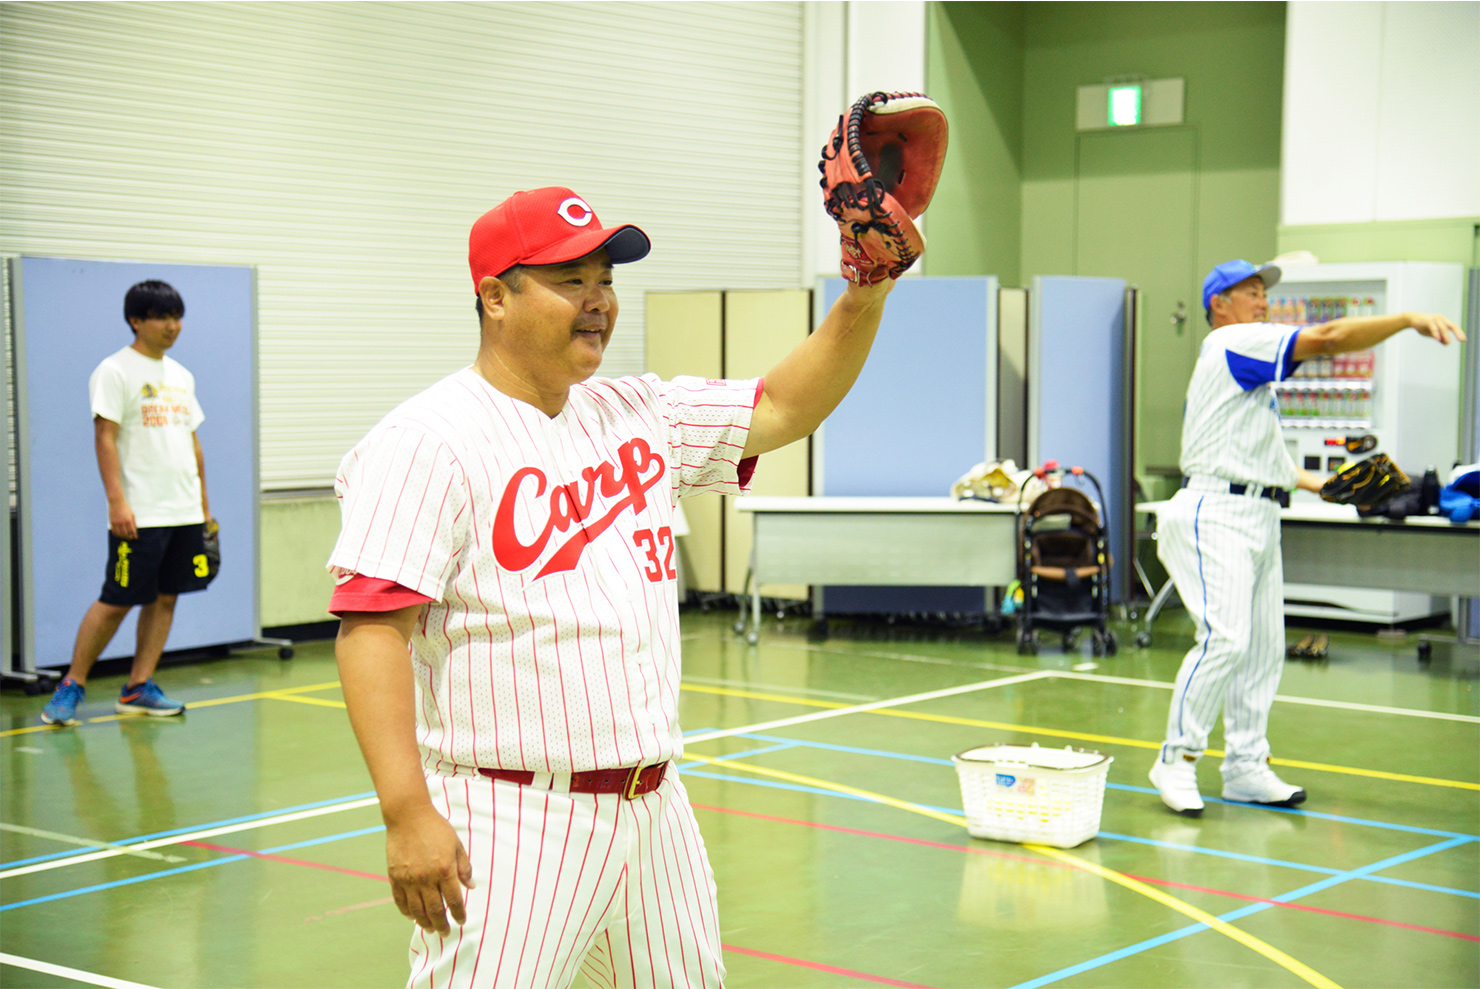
{"left": 1222, "top": 762, "right": 1306, "bottom": 807}
{"left": 1149, "top": 755, "right": 1204, "bottom": 817}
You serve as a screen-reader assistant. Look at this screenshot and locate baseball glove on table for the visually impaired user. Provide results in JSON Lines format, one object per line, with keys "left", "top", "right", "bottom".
{"left": 819, "top": 91, "right": 948, "bottom": 284}
{"left": 1320, "top": 454, "right": 1411, "bottom": 508}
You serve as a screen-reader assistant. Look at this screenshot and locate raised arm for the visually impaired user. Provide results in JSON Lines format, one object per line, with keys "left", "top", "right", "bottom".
{"left": 336, "top": 606, "right": 473, "bottom": 934}
{"left": 741, "top": 278, "right": 895, "bottom": 458}
{"left": 1292, "top": 311, "right": 1465, "bottom": 361}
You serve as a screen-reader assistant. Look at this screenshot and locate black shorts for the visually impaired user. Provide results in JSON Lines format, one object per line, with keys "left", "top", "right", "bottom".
{"left": 99, "top": 524, "right": 212, "bottom": 607}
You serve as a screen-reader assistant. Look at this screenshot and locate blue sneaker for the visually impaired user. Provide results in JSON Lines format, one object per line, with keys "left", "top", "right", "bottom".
{"left": 41, "top": 677, "right": 86, "bottom": 726}
{"left": 115, "top": 679, "right": 185, "bottom": 716}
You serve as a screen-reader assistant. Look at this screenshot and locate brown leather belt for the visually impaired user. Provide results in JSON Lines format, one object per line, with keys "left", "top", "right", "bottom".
{"left": 477, "top": 762, "right": 668, "bottom": 800}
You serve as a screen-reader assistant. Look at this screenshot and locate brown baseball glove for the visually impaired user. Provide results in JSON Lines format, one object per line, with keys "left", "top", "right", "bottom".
{"left": 819, "top": 92, "right": 948, "bottom": 285}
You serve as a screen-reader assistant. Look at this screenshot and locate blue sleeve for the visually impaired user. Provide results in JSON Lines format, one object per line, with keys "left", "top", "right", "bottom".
{"left": 1279, "top": 329, "right": 1302, "bottom": 382}
{"left": 1220, "top": 324, "right": 1302, "bottom": 390}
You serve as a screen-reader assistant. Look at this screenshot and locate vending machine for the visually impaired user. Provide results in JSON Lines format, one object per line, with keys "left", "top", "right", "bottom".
{"left": 1271, "top": 261, "right": 1465, "bottom": 623}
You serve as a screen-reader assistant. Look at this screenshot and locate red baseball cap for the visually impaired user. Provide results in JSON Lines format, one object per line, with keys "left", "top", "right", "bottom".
{"left": 468, "top": 187, "right": 651, "bottom": 289}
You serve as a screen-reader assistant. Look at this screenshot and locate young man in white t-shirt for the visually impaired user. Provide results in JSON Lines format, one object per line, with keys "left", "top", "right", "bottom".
{"left": 42, "top": 281, "right": 214, "bottom": 726}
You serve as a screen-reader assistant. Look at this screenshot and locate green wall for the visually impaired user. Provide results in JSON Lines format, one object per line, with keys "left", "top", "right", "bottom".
{"left": 1279, "top": 218, "right": 1480, "bottom": 268}
{"left": 930, "top": 1, "right": 1286, "bottom": 484}
{"left": 925, "top": 2, "right": 1025, "bottom": 284}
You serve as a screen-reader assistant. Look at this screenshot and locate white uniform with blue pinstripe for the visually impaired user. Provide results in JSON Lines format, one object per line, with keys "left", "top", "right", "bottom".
{"left": 1157, "top": 320, "right": 1301, "bottom": 777}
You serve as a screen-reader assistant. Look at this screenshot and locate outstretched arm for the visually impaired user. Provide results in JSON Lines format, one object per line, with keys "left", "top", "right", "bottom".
{"left": 741, "top": 278, "right": 895, "bottom": 458}
{"left": 336, "top": 606, "right": 473, "bottom": 934}
{"left": 1292, "top": 311, "right": 1465, "bottom": 360}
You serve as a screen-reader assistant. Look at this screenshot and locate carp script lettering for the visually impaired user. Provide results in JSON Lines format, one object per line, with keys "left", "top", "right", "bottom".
{"left": 494, "top": 437, "right": 667, "bottom": 579}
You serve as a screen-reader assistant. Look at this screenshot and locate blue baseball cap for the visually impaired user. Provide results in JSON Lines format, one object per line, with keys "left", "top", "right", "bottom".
{"left": 1202, "top": 259, "right": 1281, "bottom": 313}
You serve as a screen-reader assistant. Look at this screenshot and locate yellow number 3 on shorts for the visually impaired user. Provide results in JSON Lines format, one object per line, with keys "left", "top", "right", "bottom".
{"left": 192, "top": 554, "right": 209, "bottom": 578}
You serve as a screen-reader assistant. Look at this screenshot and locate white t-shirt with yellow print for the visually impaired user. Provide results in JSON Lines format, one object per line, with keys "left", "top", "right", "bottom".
{"left": 88, "top": 346, "right": 206, "bottom": 528}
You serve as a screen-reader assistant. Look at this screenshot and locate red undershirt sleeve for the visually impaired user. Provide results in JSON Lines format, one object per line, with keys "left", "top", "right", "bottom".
{"left": 329, "top": 573, "right": 435, "bottom": 617}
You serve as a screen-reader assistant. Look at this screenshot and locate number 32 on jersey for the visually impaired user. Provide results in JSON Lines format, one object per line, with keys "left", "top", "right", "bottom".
{"left": 632, "top": 527, "right": 677, "bottom": 582}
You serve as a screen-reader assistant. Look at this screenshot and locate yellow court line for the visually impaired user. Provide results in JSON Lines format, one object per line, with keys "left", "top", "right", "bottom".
{"left": 680, "top": 682, "right": 1479, "bottom": 791}
{"left": 183, "top": 680, "right": 344, "bottom": 709}
{"left": 263, "top": 693, "right": 347, "bottom": 709}
{"left": 870, "top": 708, "right": 1480, "bottom": 791}
{"left": 679, "top": 682, "right": 848, "bottom": 710}
{"left": 0, "top": 680, "right": 346, "bottom": 737}
{"left": 8, "top": 677, "right": 1475, "bottom": 792}
{"left": 681, "top": 752, "right": 1341, "bottom": 989}
{"left": 874, "top": 707, "right": 1161, "bottom": 751}
{"left": 1028, "top": 845, "right": 1342, "bottom": 989}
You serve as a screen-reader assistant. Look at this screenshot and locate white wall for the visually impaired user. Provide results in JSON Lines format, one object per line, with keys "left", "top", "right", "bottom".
{"left": 803, "top": 1, "right": 927, "bottom": 283}
{"left": 0, "top": 1, "right": 806, "bottom": 488}
{"left": 1282, "top": 1, "right": 1480, "bottom": 226}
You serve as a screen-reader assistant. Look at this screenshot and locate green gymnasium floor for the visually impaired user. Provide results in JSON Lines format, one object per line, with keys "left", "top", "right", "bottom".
{"left": 2, "top": 608, "right": 1477, "bottom": 989}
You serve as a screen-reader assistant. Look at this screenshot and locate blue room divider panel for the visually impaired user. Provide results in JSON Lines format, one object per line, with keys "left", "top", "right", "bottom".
{"left": 13, "top": 257, "right": 258, "bottom": 669}
{"left": 818, "top": 276, "right": 997, "bottom": 614}
{"left": 3, "top": 272, "right": 13, "bottom": 676}
{"left": 1029, "top": 275, "right": 1129, "bottom": 602}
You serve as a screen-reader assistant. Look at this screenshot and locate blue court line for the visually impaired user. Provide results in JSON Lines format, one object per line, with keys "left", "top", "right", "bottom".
{"left": 677, "top": 766, "right": 965, "bottom": 817}
{"left": 1007, "top": 836, "right": 1474, "bottom": 989}
{"left": 729, "top": 731, "right": 1480, "bottom": 841}
{"left": 678, "top": 756, "right": 1480, "bottom": 900}
{"left": 0, "top": 824, "right": 388, "bottom": 913}
{"left": 705, "top": 741, "right": 799, "bottom": 762}
{"left": 0, "top": 790, "right": 378, "bottom": 870}
{"left": 1096, "top": 830, "right": 1478, "bottom": 898}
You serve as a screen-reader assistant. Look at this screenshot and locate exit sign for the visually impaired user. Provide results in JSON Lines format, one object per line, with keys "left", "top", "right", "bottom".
{"left": 1076, "top": 79, "right": 1184, "bottom": 131}
{"left": 1108, "top": 85, "right": 1142, "bottom": 126}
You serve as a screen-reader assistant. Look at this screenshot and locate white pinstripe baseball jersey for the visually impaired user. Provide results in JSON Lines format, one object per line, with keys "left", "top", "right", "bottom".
{"left": 1179, "top": 322, "right": 1302, "bottom": 489}
{"left": 328, "top": 368, "right": 758, "bottom": 776}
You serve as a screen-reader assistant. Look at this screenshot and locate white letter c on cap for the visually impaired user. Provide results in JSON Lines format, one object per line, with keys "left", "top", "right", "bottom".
{"left": 557, "top": 197, "right": 593, "bottom": 227}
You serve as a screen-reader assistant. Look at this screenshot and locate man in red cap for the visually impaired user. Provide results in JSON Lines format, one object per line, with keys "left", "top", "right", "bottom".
{"left": 327, "top": 187, "right": 898, "bottom": 987}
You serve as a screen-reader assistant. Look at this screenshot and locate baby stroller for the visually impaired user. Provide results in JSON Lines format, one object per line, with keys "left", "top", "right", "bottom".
{"left": 1014, "top": 464, "right": 1117, "bottom": 656}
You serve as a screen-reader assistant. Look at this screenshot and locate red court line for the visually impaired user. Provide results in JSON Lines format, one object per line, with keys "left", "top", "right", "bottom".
{"left": 692, "top": 803, "right": 1480, "bottom": 943}
{"left": 722, "top": 944, "right": 935, "bottom": 988}
{"left": 184, "top": 840, "right": 390, "bottom": 883}
{"left": 185, "top": 838, "right": 947, "bottom": 981}
{"left": 1120, "top": 872, "right": 1480, "bottom": 943}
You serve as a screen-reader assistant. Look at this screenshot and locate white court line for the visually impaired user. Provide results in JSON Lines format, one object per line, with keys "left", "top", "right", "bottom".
{"left": 683, "top": 670, "right": 1057, "bottom": 745}
{"left": 4, "top": 678, "right": 1047, "bottom": 882}
{"left": 0, "top": 822, "right": 186, "bottom": 864}
{"left": 0, "top": 797, "right": 380, "bottom": 881}
{"left": 1048, "top": 669, "right": 1480, "bottom": 724}
{"left": 0, "top": 952, "right": 160, "bottom": 989}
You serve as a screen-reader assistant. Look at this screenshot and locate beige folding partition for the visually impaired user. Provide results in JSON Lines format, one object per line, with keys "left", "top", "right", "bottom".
{"left": 645, "top": 289, "right": 811, "bottom": 597}
{"left": 645, "top": 292, "right": 725, "bottom": 592}
{"left": 722, "top": 290, "right": 811, "bottom": 600}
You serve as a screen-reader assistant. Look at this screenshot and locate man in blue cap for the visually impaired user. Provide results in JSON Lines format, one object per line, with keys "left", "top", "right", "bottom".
{"left": 1148, "top": 259, "right": 1464, "bottom": 817}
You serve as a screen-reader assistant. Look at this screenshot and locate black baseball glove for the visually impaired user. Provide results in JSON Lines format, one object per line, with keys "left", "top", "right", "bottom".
{"left": 1320, "top": 454, "right": 1411, "bottom": 508}
{"left": 202, "top": 519, "right": 221, "bottom": 584}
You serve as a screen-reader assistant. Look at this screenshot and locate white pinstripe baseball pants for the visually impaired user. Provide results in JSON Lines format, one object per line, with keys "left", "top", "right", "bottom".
{"left": 1156, "top": 488, "right": 1286, "bottom": 778}
{"left": 409, "top": 771, "right": 725, "bottom": 989}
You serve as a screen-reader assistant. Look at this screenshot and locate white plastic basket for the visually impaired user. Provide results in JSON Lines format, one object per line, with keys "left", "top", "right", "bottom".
{"left": 952, "top": 743, "right": 1113, "bottom": 848}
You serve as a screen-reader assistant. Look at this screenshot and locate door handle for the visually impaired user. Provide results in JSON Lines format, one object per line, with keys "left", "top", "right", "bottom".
{"left": 1170, "top": 300, "right": 1187, "bottom": 334}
